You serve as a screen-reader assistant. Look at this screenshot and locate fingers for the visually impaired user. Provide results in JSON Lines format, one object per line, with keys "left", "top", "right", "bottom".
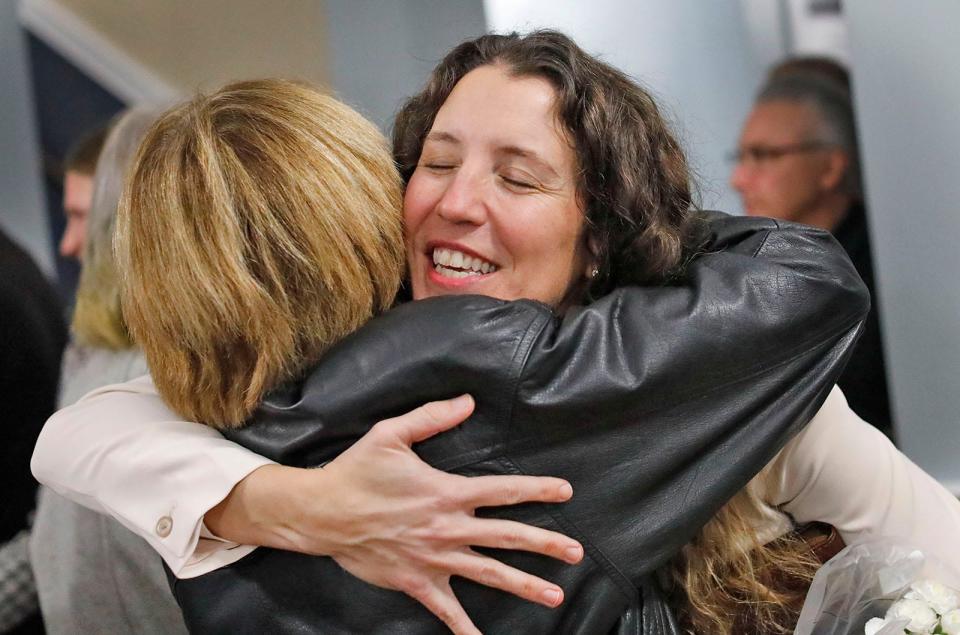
{"left": 462, "top": 474, "right": 574, "bottom": 508}
{"left": 447, "top": 551, "right": 566, "bottom": 609}
{"left": 454, "top": 518, "right": 583, "bottom": 565}
{"left": 406, "top": 580, "right": 482, "bottom": 635}
{"left": 385, "top": 395, "right": 476, "bottom": 445}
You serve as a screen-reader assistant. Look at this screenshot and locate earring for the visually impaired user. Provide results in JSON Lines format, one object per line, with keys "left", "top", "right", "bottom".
{"left": 590, "top": 266, "right": 599, "bottom": 279}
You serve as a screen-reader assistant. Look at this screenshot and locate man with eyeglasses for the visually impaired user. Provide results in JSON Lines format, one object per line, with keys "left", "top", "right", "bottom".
{"left": 730, "top": 57, "right": 894, "bottom": 441}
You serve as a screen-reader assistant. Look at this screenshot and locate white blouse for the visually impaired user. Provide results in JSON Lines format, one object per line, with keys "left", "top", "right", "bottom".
{"left": 32, "top": 378, "right": 960, "bottom": 578}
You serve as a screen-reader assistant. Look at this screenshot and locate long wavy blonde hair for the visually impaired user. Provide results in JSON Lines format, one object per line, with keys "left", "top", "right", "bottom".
{"left": 668, "top": 466, "right": 821, "bottom": 634}
{"left": 116, "top": 79, "right": 405, "bottom": 428}
{"left": 72, "top": 109, "right": 158, "bottom": 349}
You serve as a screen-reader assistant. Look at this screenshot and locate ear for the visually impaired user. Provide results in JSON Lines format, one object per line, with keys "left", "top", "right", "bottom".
{"left": 583, "top": 234, "right": 600, "bottom": 279}
{"left": 819, "top": 150, "right": 849, "bottom": 192}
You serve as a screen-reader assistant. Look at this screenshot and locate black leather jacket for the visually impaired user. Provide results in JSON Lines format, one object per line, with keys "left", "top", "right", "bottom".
{"left": 170, "top": 214, "right": 869, "bottom": 634}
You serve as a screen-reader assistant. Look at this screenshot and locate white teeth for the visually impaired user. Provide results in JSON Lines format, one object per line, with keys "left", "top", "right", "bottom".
{"left": 434, "top": 264, "right": 478, "bottom": 278}
{"left": 431, "top": 248, "right": 497, "bottom": 277}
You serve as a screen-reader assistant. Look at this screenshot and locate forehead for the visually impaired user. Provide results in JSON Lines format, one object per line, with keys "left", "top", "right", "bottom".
{"left": 430, "top": 65, "right": 571, "bottom": 158}
{"left": 740, "top": 100, "right": 821, "bottom": 145}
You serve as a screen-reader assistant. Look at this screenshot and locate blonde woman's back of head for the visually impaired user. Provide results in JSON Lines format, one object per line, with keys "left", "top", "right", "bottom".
{"left": 117, "top": 79, "right": 405, "bottom": 428}
{"left": 73, "top": 108, "right": 160, "bottom": 349}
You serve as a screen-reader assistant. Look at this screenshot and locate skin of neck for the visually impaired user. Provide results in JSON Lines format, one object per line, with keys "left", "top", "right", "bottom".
{"left": 795, "top": 190, "right": 853, "bottom": 232}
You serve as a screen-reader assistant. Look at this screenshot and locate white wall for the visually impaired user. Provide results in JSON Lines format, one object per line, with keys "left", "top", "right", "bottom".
{"left": 0, "top": 0, "right": 52, "bottom": 274}
{"left": 484, "top": 0, "right": 766, "bottom": 214}
{"left": 785, "top": 0, "right": 850, "bottom": 63}
{"left": 738, "top": 0, "right": 790, "bottom": 67}
{"left": 846, "top": 0, "right": 960, "bottom": 492}
{"left": 325, "top": 0, "right": 486, "bottom": 130}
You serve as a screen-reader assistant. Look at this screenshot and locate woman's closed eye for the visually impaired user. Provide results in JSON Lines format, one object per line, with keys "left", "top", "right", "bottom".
{"left": 422, "top": 162, "right": 457, "bottom": 172}
{"left": 499, "top": 171, "right": 539, "bottom": 191}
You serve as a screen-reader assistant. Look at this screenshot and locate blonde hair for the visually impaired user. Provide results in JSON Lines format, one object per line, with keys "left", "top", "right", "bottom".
{"left": 669, "top": 470, "right": 820, "bottom": 634}
{"left": 72, "top": 108, "right": 159, "bottom": 349}
{"left": 116, "top": 79, "right": 404, "bottom": 428}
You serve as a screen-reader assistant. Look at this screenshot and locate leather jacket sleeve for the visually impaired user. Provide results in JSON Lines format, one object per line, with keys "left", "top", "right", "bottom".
{"left": 510, "top": 212, "right": 868, "bottom": 582}
{"left": 176, "top": 213, "right": 868, "bottom": 634}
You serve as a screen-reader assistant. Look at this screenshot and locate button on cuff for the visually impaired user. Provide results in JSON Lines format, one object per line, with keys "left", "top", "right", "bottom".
{"left": 156, "top": 515, "right": 173, "bottom": 538}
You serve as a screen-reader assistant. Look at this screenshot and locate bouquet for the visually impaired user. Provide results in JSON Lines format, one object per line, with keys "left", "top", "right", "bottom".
{"left": 864, "top": 579, "right": 960, "bottom": 634}
{"left": 795, "top": 542, "right": 960, "bottom": 635}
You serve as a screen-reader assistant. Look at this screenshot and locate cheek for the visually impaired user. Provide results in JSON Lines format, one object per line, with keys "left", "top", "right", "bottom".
{"left": 402, "top": 177, "right": 433, "bottom": 238}
{"left": 512, "top": 202, "right": 585, "bottom": 284}
{"left": 755, "top": 170, "right": 789, "bottom": 198}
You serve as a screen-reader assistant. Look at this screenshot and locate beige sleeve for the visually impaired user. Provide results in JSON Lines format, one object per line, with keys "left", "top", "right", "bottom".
{"left": 31, "top": 375, "right": 273, "bottom": 577}
{"left": 766, "top": 386, "right": 960, "bottom": 568}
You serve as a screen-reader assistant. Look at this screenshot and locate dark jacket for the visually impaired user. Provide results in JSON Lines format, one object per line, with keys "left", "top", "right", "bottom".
{"left": 170, "top": 213, "right": 869, "bottom": 634}
{"left": 833, "top": 202, "right": 893, "bottom": 439}
{"left": 0, "top": 229, "right": 66, "bottom": 635}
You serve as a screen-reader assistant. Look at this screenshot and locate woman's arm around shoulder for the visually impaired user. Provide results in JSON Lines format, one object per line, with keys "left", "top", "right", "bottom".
{"left": 767, "top": 386, "right": 960, "bottom": 570}
{"left": 33, "top": 382, "right": 582, "bottom": 635}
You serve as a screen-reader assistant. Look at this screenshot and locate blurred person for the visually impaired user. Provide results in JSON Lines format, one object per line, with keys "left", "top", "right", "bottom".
{"left": 731, "top": 57, "right": 893, "bottom": 440}
{"left": 768, "top": 56, "right": 850, "bottom": 87}
{"left": 58, "top": 127, "right": 108, "bottom": 261}
{"left": 0, "top": 125, "right": 107, "bottom": 634}
{"left": 0, "top": 227, "right": 66, "bottom": 634}
{"left": 28, "top": 110, "right": 187, "bottom": 634}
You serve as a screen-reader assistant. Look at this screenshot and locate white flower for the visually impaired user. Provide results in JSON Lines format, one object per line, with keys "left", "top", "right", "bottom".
{"left": 942, "top": 608, "right": 960, "bottom": 635}
{"left": 885, "top": 598, "right": 939, "bottom": 633}
{"left": 909, "top": 579, "right": 960, "bottom": 615}
{"left": 864, "top": 616, "right": 888, "bottom": 635}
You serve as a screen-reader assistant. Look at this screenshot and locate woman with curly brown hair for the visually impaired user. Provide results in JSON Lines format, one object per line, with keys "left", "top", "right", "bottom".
{"left": 34, "top": 31, "right": 957, "bottom": 634}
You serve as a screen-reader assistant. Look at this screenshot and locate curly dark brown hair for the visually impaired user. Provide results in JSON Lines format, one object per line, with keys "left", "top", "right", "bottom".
{"left": 392, "top": 30, "right": 704, "bottom": 297}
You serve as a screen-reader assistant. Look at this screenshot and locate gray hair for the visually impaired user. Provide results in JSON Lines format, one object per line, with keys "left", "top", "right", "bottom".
{"left": 757, "top": 71, "right": 862, "bottom": 200}
{"left": 72, "top": 108, "right": 160, "bottom": 348}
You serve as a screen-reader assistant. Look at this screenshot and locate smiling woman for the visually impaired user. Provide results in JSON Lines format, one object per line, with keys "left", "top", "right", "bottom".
{"left": 31, "top": 31, "right": 885, "bottom": 635}
{"left": 398, "top": 56, "right": 699, "bottom": 314}
{"left": 404, "top": 66, "right": 588, "bottom": 309}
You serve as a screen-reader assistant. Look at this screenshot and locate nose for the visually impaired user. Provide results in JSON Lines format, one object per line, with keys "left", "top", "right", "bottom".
{"left": 59, "top": 226, "right": 79, "bottom": 259}
{"left": 435, "top": 168, "right": 486, "bottom": 226}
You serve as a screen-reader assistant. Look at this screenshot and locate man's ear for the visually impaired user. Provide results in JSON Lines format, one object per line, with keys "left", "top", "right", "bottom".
{"left": 820, "top": 149, "right": 850, "bottom": 191}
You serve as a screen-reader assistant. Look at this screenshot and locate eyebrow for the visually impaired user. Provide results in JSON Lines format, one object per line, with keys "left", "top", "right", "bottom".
{"left": 423, "top": 131, "right": 460, "bottom": 145}
{"left": 423, "top": 130, "right": 563, "bottom": 181}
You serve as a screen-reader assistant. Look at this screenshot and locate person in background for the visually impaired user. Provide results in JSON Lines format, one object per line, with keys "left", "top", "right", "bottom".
{"left": 58, "top": 128, "right": 108, "bottom": 262}
{"left": 0, "top": 124, "right": 106, "bottom": 635}
{"left": 0, "top": 126, "right": 102, "bottom": 634}
{"left": 730, "top": 57, "right": 893, "bottom": 440}
{"left": 28, "top": 110, "right": 187, "bottom": 634}
{"left": 0, "top": 227, "right": 66, "bottom": 635}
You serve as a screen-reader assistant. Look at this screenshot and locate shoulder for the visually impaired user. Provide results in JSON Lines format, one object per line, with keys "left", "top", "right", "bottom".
{"left": 59, "top": 347, "right": 151, "bottom": 407}
{"left": 768, "top": 387, "right": 960, "bottom": 561}
{"left": 766, "top": 386, "right": 884, "bottom": 507}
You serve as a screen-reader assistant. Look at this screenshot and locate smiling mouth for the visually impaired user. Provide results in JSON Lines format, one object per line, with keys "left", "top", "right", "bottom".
{"left": 431, "top": 247, "right": 498, "bottom": 279}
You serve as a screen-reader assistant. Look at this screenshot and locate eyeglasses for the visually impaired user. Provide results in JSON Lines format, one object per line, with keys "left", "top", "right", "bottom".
{"left": 727, "top": 142, "right": 833, "bottom": 165}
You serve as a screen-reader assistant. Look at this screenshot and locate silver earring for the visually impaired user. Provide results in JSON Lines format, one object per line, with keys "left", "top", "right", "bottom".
{"left": 590, "top": 266, "right": 599, "bottom": 279}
